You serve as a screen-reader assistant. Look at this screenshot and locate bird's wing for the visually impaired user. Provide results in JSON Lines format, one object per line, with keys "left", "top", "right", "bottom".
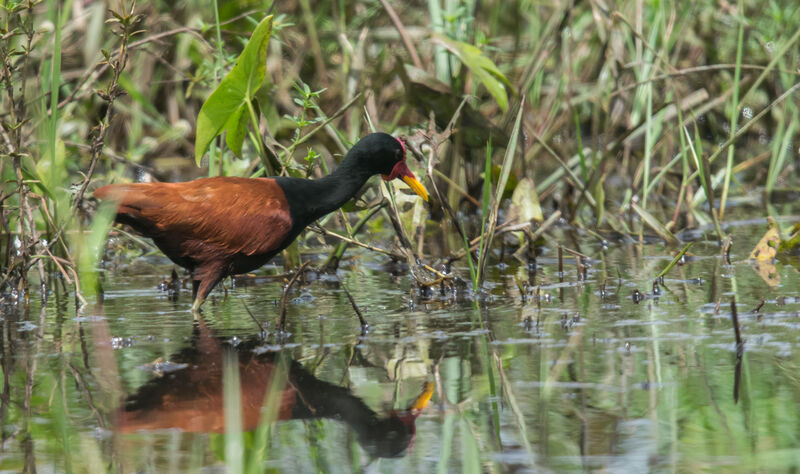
{"left": 97, "top": 177, "right": 294, "bottom": 257}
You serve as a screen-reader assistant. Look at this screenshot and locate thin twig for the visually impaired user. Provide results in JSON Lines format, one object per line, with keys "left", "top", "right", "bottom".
{"left": 603, "top": 63, "right": 800, "bottom": 100}
{"left": 73, "top": 4, "right": 136, "bottom": 211}
{"left": 241, "top": 300, "right": 265, "bottom": 333}
{"left": 560, "top": 246, "right": 590, "bottom": 260}
{"left": 422, "top": 113, "right": 475, "bottom": 266}
{"left": 65, "top": 141, "right": 160, "bottom": 177}
{"left": 378, "top": 0, "right": 423, "bottom": 69}
{"left": 309, "top": 225, "right": 405, "bottom": 260}
{"left": 444, "top": 217, "right": 552, "bottom": 265}
{"left": 341, "top": 285, "right": 368, "bottom": 328}
{"left": 322, "top": 199, "right": 388, "bottom": 271}
{"left": 277, "top": 261, "right": 311, "bottom": 332}
{"left": 58, "top": 26, "right": 208, "bottom": 109}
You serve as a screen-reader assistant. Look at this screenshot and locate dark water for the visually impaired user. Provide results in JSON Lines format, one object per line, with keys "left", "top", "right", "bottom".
{"left": 2, "top": 214, "right": 800, "bottom": 472}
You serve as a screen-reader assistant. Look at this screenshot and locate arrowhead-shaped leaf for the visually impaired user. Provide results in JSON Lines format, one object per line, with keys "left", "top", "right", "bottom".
{"left": 195, "top": 15, "right": 273, "bottom": 165}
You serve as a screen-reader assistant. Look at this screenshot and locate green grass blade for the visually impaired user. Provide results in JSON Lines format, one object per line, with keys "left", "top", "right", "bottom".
{"left": 224, "top": 350, "right": 244, "bottom": 474}
{"left": 718, "top": 0, "right": 745, "bottom": 220}
{"left": 658, "top": 242, "right": 693, "bottom": 278}
{"left": 477, "top": 99, "right": 524, "bottom": 286}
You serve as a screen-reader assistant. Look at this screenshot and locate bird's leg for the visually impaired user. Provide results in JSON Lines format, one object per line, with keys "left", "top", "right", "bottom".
{"left": 191, "top": 296, "right": 203, "bottom": 314}
{"left": 190, "top": 268, "right": 225, "bottom": 313}
{"left": 275, "top": 307, "right": 290, "bottom": 344}
{"left": 190, "top": 280, "right": 202, "bottom": 316}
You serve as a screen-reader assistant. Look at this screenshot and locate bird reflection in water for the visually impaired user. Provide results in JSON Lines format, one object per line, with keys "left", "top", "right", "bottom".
{"left": 117, "top": 319, "right": 433, "bottom": 459}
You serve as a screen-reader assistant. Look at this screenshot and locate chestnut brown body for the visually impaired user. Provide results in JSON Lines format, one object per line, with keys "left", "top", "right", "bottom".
{"left": 95, "top": 177, "right": 294, "bottom": 303}
{"left": 94, "top": 133, "right": 429, "bottom": 310}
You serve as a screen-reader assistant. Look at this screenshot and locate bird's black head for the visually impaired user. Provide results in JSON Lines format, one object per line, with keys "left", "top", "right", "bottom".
{"left": 348, "top": 133, "right": 428, "bottom": 201}
{"left": 348, "top": 132, "right": 406, "bottom": 175}
{"left": 357, "top": 414, "right": 417, "bottom": 458}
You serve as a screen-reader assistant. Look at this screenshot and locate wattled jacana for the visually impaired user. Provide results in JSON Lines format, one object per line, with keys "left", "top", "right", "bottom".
{"left": 94, "top": 132, "right": 428, "bottom": 311}
{"left": 119, "top": 318, "right": 434, "bottom": 458}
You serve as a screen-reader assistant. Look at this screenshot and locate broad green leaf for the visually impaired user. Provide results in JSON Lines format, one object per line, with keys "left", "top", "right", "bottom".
{"left": 225, "top": 104, "right": 248, "bottom": 157}
{"left": 434, "top": 34, "right": 514, "bottom": 112}
{"left": 195, "top": 15, "right": 273, "bottom": 164}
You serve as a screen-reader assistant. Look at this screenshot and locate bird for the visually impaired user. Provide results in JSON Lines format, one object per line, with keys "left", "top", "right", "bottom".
{"left": 94, "top": 132, "right": 428, "bottom": 312}
{"left": 118, "top": 318, "right": 434, "bottom": 458}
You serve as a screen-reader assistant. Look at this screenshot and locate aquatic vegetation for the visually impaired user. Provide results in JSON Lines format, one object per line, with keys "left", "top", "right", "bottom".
{"left": 1, "top": 0, "right": 800, "bottom": 471}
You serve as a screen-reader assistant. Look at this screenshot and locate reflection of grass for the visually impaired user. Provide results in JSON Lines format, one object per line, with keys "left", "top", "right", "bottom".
{"left": 2, "top": 241, "right": 800, "bottom": 471}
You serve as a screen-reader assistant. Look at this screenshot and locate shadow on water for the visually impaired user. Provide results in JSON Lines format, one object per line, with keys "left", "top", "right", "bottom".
{"left": 117, "top": 318, "right": 433, "bottom": 460}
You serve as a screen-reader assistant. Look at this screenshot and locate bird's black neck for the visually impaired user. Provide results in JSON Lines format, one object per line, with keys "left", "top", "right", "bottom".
{"left": 286, "top": 358, "right": 413, "bottom": 457}
{"left": 275, "top": 158, "right": 374, "bottom": 231}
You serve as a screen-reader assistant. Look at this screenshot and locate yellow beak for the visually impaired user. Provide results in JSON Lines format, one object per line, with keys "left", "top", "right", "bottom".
{"left": 401, "top": 175, "right": 429, "bottom": 202}
{"left": 408, "top": 382, "right": 435, "bottom": 411}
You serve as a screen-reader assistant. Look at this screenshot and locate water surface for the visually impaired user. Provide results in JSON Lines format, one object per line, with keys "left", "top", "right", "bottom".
{"left": 2, "top": 212, "right": 800, "bottom": 472}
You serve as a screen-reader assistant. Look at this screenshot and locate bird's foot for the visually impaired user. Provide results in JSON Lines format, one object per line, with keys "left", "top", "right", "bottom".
{"left": 190, "top": 298, "right": 204, "bottom": 318}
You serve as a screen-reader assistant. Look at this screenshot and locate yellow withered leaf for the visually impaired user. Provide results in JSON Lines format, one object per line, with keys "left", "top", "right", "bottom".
{"left": 752, "top": 260, "right": 781, "bottom": 286}
{"left": 749, "top": 217, "right": 780, "bottom": 261}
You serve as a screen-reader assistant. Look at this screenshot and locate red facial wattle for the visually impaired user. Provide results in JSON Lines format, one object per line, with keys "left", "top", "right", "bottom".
{"left": 396, "top": 136, "right": 407, "bottom": 159}
{"left": 382, "top": 137, "right": 410, "bottom": 181}
{"left": 381, "top": 137, "right": 429, "bottom": 201}
{"left": 382, "top": 160, "right": 414, "bottom": 181}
